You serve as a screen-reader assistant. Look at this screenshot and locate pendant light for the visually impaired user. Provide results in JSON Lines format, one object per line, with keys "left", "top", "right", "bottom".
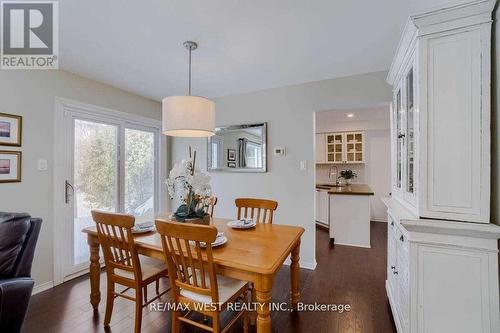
{"left": 162, "top": 41, "right": 215, "bottom": 137}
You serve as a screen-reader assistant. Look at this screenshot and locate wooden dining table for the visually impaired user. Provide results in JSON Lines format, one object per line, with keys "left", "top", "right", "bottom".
{"left": 82, "top": 214, "right": 304, "bottom": 333}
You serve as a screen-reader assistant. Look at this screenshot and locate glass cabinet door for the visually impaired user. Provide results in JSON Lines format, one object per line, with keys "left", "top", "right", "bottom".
{"left": 396, "top": 89, "right": 403, "bottom": 189}
{"left": 406, "top": 68, "right": 415, "bottom": 194}
{"left": 326, "top": 134, "right": 343, "bottom": 163}
{"left": 346, "top": 132, "right": 363, "bottom": 162}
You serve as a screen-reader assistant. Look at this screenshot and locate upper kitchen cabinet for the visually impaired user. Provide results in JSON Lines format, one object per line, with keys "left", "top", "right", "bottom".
{"left": 326, "top": 133, "right": 344, "bottom": 164}
{"left": 315, "top": 133, "right": 326, "bottom": 163}
{"left": 387, "top": 0, "right": 494, "bottom": 223}
{"left": 345, "top": 132, "right": 364, "bottom": 163}
{"left": 317, "top": 131, "right": 364, "bottom": 164}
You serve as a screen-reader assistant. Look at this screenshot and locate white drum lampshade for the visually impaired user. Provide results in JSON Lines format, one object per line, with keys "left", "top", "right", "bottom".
{"left": 162, "top": 95, "right": 215, "bottom": 137}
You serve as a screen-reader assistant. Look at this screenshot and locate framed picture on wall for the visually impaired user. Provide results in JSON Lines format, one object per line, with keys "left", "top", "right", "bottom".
{"left": 0, "top": 151, "right": 21, "bottom": 183}
{"left": 0, "top": 113, "right": 22, "bottom": 146}
{"left": 227, "top": 162, "right": 236, "bottom": 168}
{"left": 227, "top": 149, "right": 236, "bottom": 161}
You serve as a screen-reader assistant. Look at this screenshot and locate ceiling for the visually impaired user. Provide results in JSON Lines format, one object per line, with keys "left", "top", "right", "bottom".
{"left": 60, "top": 0, "right": 468, "bottom": 101}
{"left": 317, "top": 107, "right": 390, "bottom": 122}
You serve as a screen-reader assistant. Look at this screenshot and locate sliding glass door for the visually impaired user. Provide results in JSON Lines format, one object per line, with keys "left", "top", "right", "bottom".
{"left": 73, "top": 119, "right": 119, "bottom": 266}
{"left": 124, "top": 127, "right": 156, "bottom": 223}
{"left": 62, "top": 110, "right": 160, "bottom": 279}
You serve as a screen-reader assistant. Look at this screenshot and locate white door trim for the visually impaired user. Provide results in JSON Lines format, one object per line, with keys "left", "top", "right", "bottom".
{"left": 53, "top": 97, "right": 166, "bottom": 285}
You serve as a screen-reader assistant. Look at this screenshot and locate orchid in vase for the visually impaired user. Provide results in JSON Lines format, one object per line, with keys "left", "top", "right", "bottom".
{"left": 166, "top": 149, "right": 212, "bottom": 223}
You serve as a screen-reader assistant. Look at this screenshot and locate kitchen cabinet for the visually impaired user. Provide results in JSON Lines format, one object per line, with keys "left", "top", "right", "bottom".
{"left": 316, "top": 131, "right": 364, "bottom": 164}
{"left": 315, "top": 133, "right": 326, "bottom": 163}
{"left": 315, "top": 189, "right": 329, "bottom": 227}
{"left": 329, "top": 189, "right": 372, "bottom": 248}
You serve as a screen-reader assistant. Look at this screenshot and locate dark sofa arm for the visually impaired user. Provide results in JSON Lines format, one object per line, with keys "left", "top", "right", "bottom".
{"left": 0, "top": 278, "right": 34, "bottom": 333}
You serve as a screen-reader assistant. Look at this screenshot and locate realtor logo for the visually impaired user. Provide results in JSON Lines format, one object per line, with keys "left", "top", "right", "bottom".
{"left": 1, "top": 1, "right": 58, "bottom": 69}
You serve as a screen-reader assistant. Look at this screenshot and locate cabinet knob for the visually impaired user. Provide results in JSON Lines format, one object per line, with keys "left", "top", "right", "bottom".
{"left": 390, "top": 221, "right": 394, "bottom": 226}
{"left": 400, "top": 235, "right": 404, "bottom": 242}
{"left": 393, "top": 270, "right": 398, "bottom": 275}
{"left": 391, "top": 265, "right": 396, "bottom": 270}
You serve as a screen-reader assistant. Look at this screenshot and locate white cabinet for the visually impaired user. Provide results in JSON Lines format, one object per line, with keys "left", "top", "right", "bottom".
{"left": 316, "top": 131, "right": 365, "bottom": 164}
{"left": 315, "top": 189, "right": 329, "bottom": 227}
{"left": 326, "top": 133, "right": 345, "bottom": 164}
{"left": 384, "top": 199, "right": 500, "bottom": 333}
{"left": 343, "top": 132, "right": 364, "bottom": 164}
{"left": 315, "top": 133, "right": 326, "bottom": 163}
{"left": 330, "top": 193, "right": 371, "bottom": 248}
{"left": 387, "top": 0, "right": 492, "bottom": 223}
{"left": 385, "top": 2, "right": 500, "bottom": 332}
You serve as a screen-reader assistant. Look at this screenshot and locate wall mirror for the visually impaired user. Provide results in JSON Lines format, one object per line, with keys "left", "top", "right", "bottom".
{"left": 207, "top": 122, "right": 267, "bottom": 172}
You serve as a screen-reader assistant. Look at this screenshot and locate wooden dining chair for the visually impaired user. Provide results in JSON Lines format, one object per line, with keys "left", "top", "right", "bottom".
{"left": 155, "top": 219, "right": 249, "bottom": 333}
{"left": 235, "top": 198, "right": 278, "bottom": 324}
{"left": 197, "top": 196, "right": 218, "bottom": 217}
{"left": 91, "top": 210, "right": 170, "bottom": 333}
{"left": 235, "top": 198, "right": 278, "bottom": 224}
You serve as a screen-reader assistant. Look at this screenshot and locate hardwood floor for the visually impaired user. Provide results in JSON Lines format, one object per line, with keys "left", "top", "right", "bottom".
{"left": 23, "top": 222, "right": 396, "bottom": 333}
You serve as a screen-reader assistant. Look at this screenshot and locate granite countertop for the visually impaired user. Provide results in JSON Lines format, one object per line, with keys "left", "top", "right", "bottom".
{"left": 316, "top": 183, "right": 374, "bottom": 195}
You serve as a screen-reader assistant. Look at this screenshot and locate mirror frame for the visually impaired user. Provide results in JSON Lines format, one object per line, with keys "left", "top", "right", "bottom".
{"left": 207, "top": 122, "right": 267, "bottom": 173}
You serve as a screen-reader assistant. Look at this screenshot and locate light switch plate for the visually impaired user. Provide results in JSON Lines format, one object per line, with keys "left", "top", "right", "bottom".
{"left": 38, "top": 159, "right": 48, "bottom": 171}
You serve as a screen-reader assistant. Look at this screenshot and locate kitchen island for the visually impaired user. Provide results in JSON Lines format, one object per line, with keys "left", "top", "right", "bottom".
{"left": 316, "top": 183, "right": 374, "bottom": 248}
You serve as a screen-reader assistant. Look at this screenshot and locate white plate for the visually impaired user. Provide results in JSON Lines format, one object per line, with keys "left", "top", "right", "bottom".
{"left": 227, "top": 220, "right": 257, "bottom": 229}
{"left": 192, "top": 235, "right": 227, "bottom": 248}
{"left": 132, "top": 222, "right": 155, "bottom": 234}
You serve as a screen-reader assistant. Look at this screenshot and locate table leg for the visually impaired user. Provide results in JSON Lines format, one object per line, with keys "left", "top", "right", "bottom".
{"left": 290, "top": 239, "right": 301, "bottom": 309}
{"left": 254, "top": 274, "right": 274, "bottom": 333}
{"left": 87, "top": 234, "right": 101, "bottom": 310}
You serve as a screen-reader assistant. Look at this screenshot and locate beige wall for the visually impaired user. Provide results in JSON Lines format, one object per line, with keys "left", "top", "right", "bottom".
{"left": 0, "top": 70, "right": 161, "bottom": 288}
{"left": 171, "top": 71, "right": 392, "bottom": 267}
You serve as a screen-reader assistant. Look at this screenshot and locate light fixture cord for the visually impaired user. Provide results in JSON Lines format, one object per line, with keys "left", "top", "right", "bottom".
{"left": 188, "top": 46, "right": 192, "bottom": 96}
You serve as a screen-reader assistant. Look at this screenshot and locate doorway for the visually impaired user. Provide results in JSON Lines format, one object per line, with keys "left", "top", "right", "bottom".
{"left": 313, "top": 106, "right": 391, "bottom": 249}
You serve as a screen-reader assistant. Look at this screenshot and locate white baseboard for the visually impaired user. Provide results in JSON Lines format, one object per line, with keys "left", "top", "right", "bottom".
{"left": 283, "top": 258, "right": 317, "bottom": 270}
{"left": 32, "top": 280, "right": 54, "bottom": 295}
{"left": 333, "top": 241, "right": 371, "bottom": 248}
{"left": 372, "top": 217, "right": 388, "bottom": 223}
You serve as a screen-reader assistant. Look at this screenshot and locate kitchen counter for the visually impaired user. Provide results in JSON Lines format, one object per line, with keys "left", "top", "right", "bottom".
{"left": 316, "top": 184, "right": 374, "bottom": 195}
{"left": 316, "top": 183, "right": 373, "bottom": 248}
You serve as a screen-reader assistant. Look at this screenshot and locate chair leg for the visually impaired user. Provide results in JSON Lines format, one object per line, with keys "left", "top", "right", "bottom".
{"left": 243, "top": 290, "right": 250, "bottom": 333}
{"left": 243, "top": 310, "right": 249, "bottom": 333}
{"left": 143, "top": 285, "right": 147, "bottom": 304}
{"left": 104, "top": 279, "right": 115, "bottom": 326}
{"left": 213, "top": 313, "right": 220, "bottom": 333}
{"left": 171, "top": 310, "right": 180, "bottom": 333}
{"left": 134, "top": 288, "right": 143, "bottom": 333}
{"left": 155, "top": 278, "right": 160, "bottom": 295}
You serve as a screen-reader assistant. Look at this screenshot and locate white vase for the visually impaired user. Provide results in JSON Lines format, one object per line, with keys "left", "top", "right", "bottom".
{"left": 346, "top": 179, "right": 353, "bottom": 185}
